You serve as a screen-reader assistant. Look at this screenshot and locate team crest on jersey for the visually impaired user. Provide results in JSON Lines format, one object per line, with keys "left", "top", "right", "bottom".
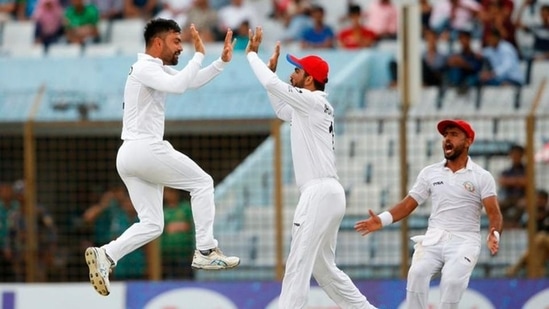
{"left": 463, "top": 181, "right": 475, "bottom": 192}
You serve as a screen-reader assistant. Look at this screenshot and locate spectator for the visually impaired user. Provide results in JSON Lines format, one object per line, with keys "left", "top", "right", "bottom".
{"left": 181, "top": 0, "right": 218, "bottom": 43}
{"left": 337, "top": 4, "right": 377, "bottom": 49}
{"left": 300, "top": 4, "right": 334, "bottom": 49}
{"left": 364, "top": 0, "right": 398, "bottom": 40}
{"left": 32, "top": 0, "right": 65, "bottom": 50}
{"left": 480, "top": 0, "right": 517, "bottom": 51}
{"left": 279, "top": 0, "right": 312, "bottom": 44}
{"left": 429, "top": 0, "right": 481, "bottom": 41}
{"left": 155, "top": 0, "right": 192, "bottom": 27}
{"left": 516, "top": 1, "right": 549, "bottom": 60}
{"left": 420, "top": 0, "right": 432, "bottom": 32}
{"left": 0, "top": 182, "right": 19, "bottom": 282}
{"left": 82, "top": 185, "right": 145, "bottom": 280}
{"left": 506, "top": 189, "right": 549, "bottom": 277}
{"left": 446, "top": 30, "right": 483, "bottom": 88}
{"left": 217, "top": 0, "right": 257, "bottom": 40}
{"left": 480, "top": 29, "right": 524, "bottom": 86}
{"left": 64, "top": 0, "right": 100, "bottom": 45}
{"left": 498, "top": 144, "right": 527, "bottom": 228}
{"left": 0, "top": 0, "right": 16, "bottom": 22}
{"left": 233, "top": 19, "right": 250, "bottom": 51}
{"left": 123, "top": 0, "right": 158, "bottom": 19}
{"left": 12, "top": 180, "right": 58, "bottom": 282}
{"left": 422, "top": 28, "right": 447, "bottom": 87}
{"left": 161, "top": 187, "right": 195, "bottom": 280}
{"left": 90, "top": 0, "right": 124, "bottom": 20}
{"left": 15, "top": 0, "right": 38, "bottom": 20}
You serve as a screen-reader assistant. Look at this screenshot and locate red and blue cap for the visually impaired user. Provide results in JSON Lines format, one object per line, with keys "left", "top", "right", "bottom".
{"left": 286, "top": 54, "right": 329, "bottom": 84}
{"left": 437, "top": 119, "right": 475, "bottom": 143}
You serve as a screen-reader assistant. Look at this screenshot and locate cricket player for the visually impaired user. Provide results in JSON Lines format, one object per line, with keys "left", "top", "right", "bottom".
{"left": 245, "top": 27, "right": 378, "bottom": 309}
{"left": 355, "top": 119, "right": 503, "bottom": 309}
{"left": 84, "top": 19, "right": 239, "bottom": 296}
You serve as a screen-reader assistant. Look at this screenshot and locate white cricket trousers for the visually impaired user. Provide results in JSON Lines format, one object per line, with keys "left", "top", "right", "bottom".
{"left": 103, "top": 139, "right": 218, "bottom": 263}
{"left": 279, "top": 178, "right": 376, "bottom": 309}
{"left": 406, "top": 231, "right": 481, "bottom": 309}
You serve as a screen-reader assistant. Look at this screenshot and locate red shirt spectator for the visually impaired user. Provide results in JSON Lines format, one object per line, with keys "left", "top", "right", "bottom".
{"left": 338, "top": 4, "right": 377, "bottom": 49}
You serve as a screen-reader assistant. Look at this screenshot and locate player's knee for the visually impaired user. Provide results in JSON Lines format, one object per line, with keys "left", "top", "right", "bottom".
{"left": 192, "top": 174, "right": 214, "bottom": 194}
{"left": 142, "top": 220, "right": 164, "bottom": 238}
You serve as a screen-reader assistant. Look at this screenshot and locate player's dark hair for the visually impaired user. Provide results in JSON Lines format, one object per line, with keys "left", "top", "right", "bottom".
{"left": 144, "top": 18, "right": 181, "bottom": 47}
{"left": 304, "top": 72, "right": 327, "bottom": 91}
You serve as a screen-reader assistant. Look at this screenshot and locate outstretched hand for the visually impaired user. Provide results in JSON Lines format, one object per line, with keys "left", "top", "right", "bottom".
{"left": 189, "top": 24, "right": 205, "bottom": 55}
{"left": 487, "top": 227, "right": 500, "bottom": 256}
{"left": 354, "top": 209, "right": 383, "bottom": 236}
{"left": 267, "top": 41, "right": 280, "bottom": 72}
{"left": 221, "top": 28, "right": 235, "bottom": 62}
{"left": 246, "top": 26, "right": 263, "bottom": 54}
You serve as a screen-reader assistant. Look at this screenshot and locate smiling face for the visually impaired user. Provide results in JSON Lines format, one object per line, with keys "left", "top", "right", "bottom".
{"left": 157, "top": 30, "right": 183, "bottom": 65}
{"left": 441, "top": 126, "right": 472, "bottom": 161}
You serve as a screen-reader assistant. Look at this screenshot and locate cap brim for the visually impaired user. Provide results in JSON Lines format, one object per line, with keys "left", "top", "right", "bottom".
{"left": 437, "top": 120, "right": 458, "bottom": 135}
{"left": 286, "top": 54, "right": 302, "bottom": 69}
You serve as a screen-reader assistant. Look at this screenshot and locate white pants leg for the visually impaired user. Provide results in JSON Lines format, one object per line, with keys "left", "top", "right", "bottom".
{"left": 104, "top": 140, "right": 218, "bottom": 263}
{"left": 279, "top": 178, "right": 373, "bottom": 309}
{"left": 406, "top": 233, "right": 480, "bottom": 309}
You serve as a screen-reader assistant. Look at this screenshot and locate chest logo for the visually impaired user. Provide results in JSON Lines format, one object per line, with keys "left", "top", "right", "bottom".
{"left": 463, "top": 181, "right": 475, "bottom": 192}
{"left": 433, "top": 181, "right": 444, "bottom": 186}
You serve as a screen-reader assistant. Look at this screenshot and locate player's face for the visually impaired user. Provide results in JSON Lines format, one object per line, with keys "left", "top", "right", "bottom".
{"left": 160, "top": 30, "right": 183, "bottom": 65}
{"left": 441, "top": 127, "right": 470, "bottom": 161}
{"left": 289, "top": 68, "right": 307, "bottom": 88}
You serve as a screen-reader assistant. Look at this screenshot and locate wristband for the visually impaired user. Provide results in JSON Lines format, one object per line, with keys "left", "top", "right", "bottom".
{"left": 493, "top": 231, "right": 500, "bottom": 243}
{"left": 379, "top": 211, "right": 393, "bottom": 227}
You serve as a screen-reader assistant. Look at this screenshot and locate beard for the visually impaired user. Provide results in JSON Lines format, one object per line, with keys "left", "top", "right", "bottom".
{"left": 290, "top": 77, "right": 304, "bottom": 88}
{"left": 444, "top": 144, "right": 466, "bottom": 161}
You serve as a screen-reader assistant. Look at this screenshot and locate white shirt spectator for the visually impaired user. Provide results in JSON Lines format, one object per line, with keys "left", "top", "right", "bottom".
{"left": 217, "top": 0, "right": 258, "bottom": 31}
{"left": 482, "top": 39, "right": 524, "bottom": 85}
{"left": 430, "top": 0, "right": 481, "bottom": 32}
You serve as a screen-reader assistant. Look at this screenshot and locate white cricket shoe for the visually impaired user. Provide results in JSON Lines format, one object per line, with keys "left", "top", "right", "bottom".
{"left": 191, "top": 248, "right": 240, "bottom": 270}
{"left": 85, "top": 247, "right": 113, "bottom": 296}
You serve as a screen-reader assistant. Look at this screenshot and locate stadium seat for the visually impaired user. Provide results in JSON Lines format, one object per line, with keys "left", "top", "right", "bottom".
{"left": 47, "top": 43, "right": 82, "bottom": 58}
{"left": 110, "top": 18, "right": 146, "bottom": 55}
{"left": 0, "top": 20, "right": 40, "bottom": 57}
{"left": 478, "top": 86, "right": 521, "bottom": 116}
{"left": 83, "top": 43, "right": 119, "bottom": 57}
{"left": 346, "top": 184, "right": 382, "bottom": 215}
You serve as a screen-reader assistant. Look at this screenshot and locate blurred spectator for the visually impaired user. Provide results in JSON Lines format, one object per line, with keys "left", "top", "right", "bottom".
{"left": 161, "top": 187, "right": 195, "bottom": 280}
{"left": 422, "top": 28, "right": 447, "bottom": 87}
{"left": 446, "top": 30, "right": 483, "bottom": 88}
{"left": 233, "top": 19, "right": 250, "bottom": 51}
{"left": 82, "top": 185, "right": 145, "bottom": 280}
{"left": 498, "top": 144, "right": 527, "bottom": 228}
{"left": 217, "top": 0, "right": 257, "bottom": 40}
{"left": 181, "top": 0, "right": 218, "bottom": 43}
{"left": 506, "top": 189, "right": 549, "bottom": 277}
{"left": 480, "top": 0, "right": 517, "bottom": 50}
{"left": 429, "top": 0, "right": 481, "bottom": 41}
{"left": 15, "top": 0, "right": 38, "bottom": 20}
{"left": 0, "top": 0, "right": 16, "bottom": 22}
{"left": 480, "top": 29, "right": 524, "bottom": 86}
{"left": 364, "top": 0, "right": 398, "bottom": 40}
{"left": 32, "top": 0, "right": 65, "bottom": 50}
{"left": 64, "top": 0, "right": 100, "bottom": 45}
{"left": 123, "top": 0, "right": 158, "bottom": 19}
{"left": 90, "top": 0, "right": 124, "bottom": 20}
{"left": 12, "top": 180, "right": 58, "bottom": 282}
{"left": 280, "top": 0, "right": 312, "bottom": 44}
{"left": 420, "top": 0, "right": 432, "bottom": 31}
{"left": 337, "top": 4, "right": 377, "bottom": 49}
{"left": 300, "top": 4, "right": 334, "bottom": 49}
{"left": 0, "top": 182, "right": 19, "bottom": 282}
{"left": 516, "top": 1, "right": 549, "bottom": 60}
{"left": 155, "top": 0, "right": 191, "bottom": 27}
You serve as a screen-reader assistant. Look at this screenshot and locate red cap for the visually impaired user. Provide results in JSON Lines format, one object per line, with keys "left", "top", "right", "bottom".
{"left": 437, "top": 119, "right": 475, "bottom": 143}
{"left": 286, "top": 54, "right": 329, "bottom": 84}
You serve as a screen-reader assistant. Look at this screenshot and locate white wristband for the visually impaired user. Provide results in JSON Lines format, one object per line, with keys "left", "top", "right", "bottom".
{"left": 493, "top": 231, "right": 500, "bottom": 243}
{"left": 379, "top": 211, "right": 393, "bottom": 227}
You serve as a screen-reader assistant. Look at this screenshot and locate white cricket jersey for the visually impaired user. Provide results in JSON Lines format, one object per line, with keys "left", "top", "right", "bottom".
{"left": 121, "top": 52, "right": 226, "bottom": 141}
{"left": 409, "top": 157, "right": 497, "bottom": 232}
{"left": 247, "top": 52, "right": 338, "bottom": 189}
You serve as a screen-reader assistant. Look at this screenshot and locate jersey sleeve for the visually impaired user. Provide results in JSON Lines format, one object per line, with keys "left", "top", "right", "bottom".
{"left": 246, "top": 52, "right": 315, "bottom": 115}
{"left": 188, "top": 57, "right": 227, "bottom": 89}
{"left": 408, "top": 167, "right": 430, "bottom": 205}
{"left": 267, "top": 92, "right": 293, "bottom": 121}
{"left": 133, "top": 53, "right": 204, "bottom": 93}
{"left": 479, "top": 170, "right": 498, "bottom": 199}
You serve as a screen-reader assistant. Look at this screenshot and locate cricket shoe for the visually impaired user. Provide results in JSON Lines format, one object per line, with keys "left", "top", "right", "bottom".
{"left": 191, "top": 248, "right": 240, "bottom": 270}
{"left": 85, "top": 247, "right": 114, "bottom": 296}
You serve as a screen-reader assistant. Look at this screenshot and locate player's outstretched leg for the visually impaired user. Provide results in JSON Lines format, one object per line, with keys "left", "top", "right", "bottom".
{"left": 85, "top": 247, "right": 114, "bottom": 296}
{"left": 191, "top": 247, "right": 240, "bottom": 270}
